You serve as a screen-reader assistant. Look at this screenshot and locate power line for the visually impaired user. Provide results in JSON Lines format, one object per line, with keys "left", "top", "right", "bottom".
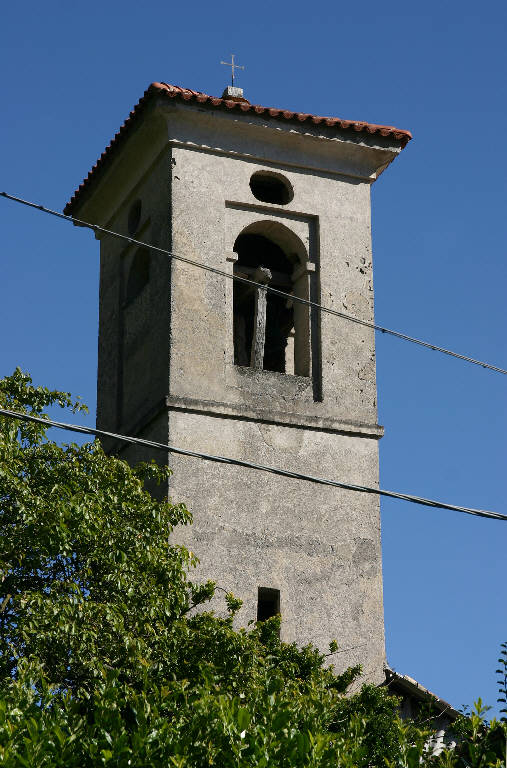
{"left": 1, "top": 406, "right": 505, "bottom": 523}
{"left": 2, "top": 190, "right": 506, "bottom": 377}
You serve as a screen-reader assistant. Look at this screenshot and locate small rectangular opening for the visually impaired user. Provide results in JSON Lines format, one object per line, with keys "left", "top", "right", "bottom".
{"left": 257, "top": 587, "right": 280, "bottom": 622}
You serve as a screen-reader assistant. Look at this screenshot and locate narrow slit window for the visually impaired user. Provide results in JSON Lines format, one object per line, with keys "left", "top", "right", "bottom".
{"left": 257, "top": 587, "right": 280, "bottom": 622}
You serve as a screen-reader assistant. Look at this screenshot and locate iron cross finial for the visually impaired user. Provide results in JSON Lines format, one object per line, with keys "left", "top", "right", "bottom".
{"left": 220, "top": 54, "right": 244, "bottom": 87}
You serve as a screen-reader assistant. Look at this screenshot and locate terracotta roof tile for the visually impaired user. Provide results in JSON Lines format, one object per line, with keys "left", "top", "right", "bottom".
{"left": 64, "top": 82, "right": 412, "bottom": 215}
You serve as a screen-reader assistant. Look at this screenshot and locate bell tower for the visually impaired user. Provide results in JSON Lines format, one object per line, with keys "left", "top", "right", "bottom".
{"left": 65, "top": 82, "right": 411, "bottom": 683}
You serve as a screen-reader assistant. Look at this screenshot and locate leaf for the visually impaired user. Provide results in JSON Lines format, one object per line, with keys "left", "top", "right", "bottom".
{"left": 237, "top": 708, "right": 250, "bottom": 731}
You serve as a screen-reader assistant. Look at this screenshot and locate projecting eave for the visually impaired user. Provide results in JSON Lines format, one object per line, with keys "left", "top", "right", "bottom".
{"left": 156, "top": 98, "right": 407, "bottom": 183}
{"left": 64, "top": 82, "right": 412, "bottom": 218}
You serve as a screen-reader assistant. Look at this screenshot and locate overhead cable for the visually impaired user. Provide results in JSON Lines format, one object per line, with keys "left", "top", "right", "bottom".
{"left": 1, "top": 406, "right": 505, "bottom": 523}
{"left": 1, "top": 190, "right": 506, "bottom": 377}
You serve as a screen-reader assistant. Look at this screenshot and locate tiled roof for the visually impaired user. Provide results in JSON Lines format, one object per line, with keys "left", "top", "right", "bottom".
{"left": 384, "top": 667, "right": 460, "bottom": 720}
{"left": 64, "top": 82, "right": 412, "bottom": 215}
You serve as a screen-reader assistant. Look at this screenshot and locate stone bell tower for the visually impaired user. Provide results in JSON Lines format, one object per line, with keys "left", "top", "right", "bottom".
{"left": 65, "top": 81, "right": 411, "bottom": 683}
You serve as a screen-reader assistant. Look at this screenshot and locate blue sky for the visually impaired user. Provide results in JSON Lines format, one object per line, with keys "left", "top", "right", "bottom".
{"left": 1, "top": 0, "right": 506, "bottom": 716}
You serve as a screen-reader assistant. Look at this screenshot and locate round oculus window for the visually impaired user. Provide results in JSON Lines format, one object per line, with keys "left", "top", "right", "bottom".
{"left": 249, "top": 172, "right": 293, "bottom": 205}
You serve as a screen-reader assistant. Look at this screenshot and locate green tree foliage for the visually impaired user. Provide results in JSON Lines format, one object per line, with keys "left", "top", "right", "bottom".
{"left": 0, "top": 370, "right": 505, "bottom": 766}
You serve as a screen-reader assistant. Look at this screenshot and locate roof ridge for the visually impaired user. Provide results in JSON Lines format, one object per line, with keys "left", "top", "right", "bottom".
{"left": 149, "top": 81, "right": 411, "bottom": 135}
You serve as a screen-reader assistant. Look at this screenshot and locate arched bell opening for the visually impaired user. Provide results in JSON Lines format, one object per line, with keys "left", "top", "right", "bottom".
{"left": 232, "top": 222, "right": 311, "bottom": 377}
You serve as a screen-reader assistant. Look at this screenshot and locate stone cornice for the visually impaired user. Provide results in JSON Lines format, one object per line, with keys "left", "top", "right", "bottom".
{"left": 165, "top": 395, "right": 384, "bottom": 438}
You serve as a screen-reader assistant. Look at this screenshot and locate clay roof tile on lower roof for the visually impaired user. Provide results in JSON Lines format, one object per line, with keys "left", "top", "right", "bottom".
{"left": 64, "top": 82, "right": 412, "bottom": 215}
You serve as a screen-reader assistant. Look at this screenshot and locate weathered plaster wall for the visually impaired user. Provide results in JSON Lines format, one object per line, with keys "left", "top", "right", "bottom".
{"left": 168, "top": 410, "right": 384, "bottom": 682}
{"left": 94, "top": 141, "right": 172, "bottom": 442}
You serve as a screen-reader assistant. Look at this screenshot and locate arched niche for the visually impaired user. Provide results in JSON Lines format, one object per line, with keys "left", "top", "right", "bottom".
{"left": 125, "top": 248, "right": 150, "bottom": 305}
{"left": 232, "top": 221, "right": 312, "bottom": 377}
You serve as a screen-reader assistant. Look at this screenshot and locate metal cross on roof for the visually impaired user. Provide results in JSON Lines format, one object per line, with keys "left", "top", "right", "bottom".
{"left": 220, "top": 54, "right": 244, "bottom": 86}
